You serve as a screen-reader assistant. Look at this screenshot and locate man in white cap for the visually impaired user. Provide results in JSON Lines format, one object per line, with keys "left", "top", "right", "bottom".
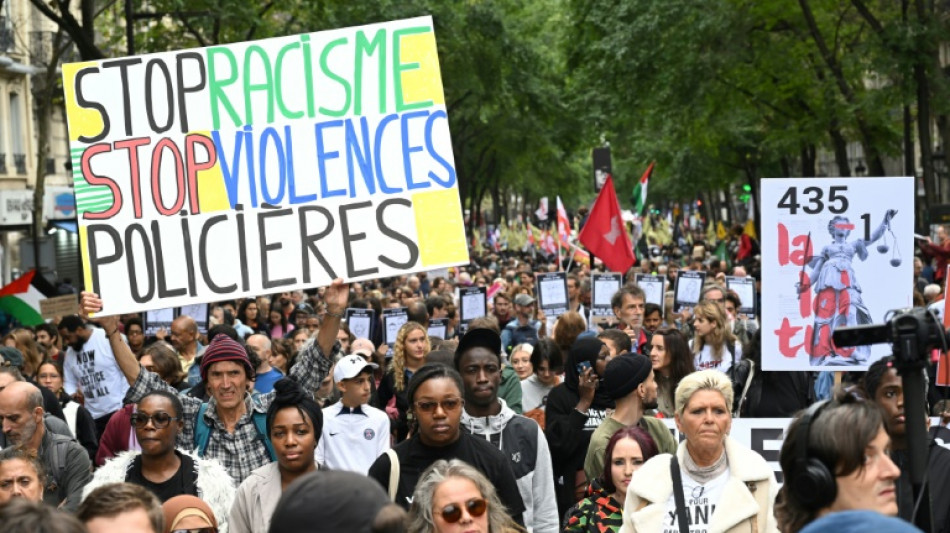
{"left": 316, "top": 354, "right": 390, "bottom": 474}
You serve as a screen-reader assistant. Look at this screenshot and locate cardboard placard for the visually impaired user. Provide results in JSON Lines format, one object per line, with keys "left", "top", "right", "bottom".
{"left": 428, "top": 317, "right": 448, "bottom": 339}
{"left": 459, "top": 286, "right": 487, "bottom": 323}
{"left": 634, "top": 273, "right": 666, "bottom": 315}
{"left": 344, "top": 307, "right": 375, "bottom": 341}
{"left": 590, "top": 273, "right": 622, "bottom": 317}
{"left": 725, "top": 276, "right": 757, "bottom": 316}
{"left": 64, "top": 16, "right": 469, "bottom": 316}
{"left": 673, "top": 270, "right": 706, "bottom": 313}
{"left": 39, "top": 295, "right": 79, "bottom": 319}
{"left": 383, "top": 307, "right": 409, "bottom": 346}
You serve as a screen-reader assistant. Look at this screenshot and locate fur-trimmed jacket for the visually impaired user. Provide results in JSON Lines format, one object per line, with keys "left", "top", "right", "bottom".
{"left": 82, "top": 449, "right": 234, "bottom": 532}
{"left": 619, "top": 436, "right": 778, "bottom": 533}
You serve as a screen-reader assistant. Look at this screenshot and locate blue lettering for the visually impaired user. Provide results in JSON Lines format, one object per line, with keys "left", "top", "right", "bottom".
{"left": 425, "top": 110, "right": 456, "bottom": 188}
{"left": 401, "top": 110, "right": 429, "bottom": 191}
{"left": 373, "top": 113, "right": 401, "bottom": 194}
{"left": 286, "top": 125, "right": 316, "bottom": 204}
{"left": 212, "top": 129, "right": 243, "bottom": 209}
{"left": 259, "top": 126, "right": 286, "bottom": 204}
{"left": 314, "top": 120, "right": 346, "bottom": 198}
{"left": 345, "top": 117, "right": 376, "bottom": 198}
{"left": 243, "top": 125, "right": 258, "bottom": 207}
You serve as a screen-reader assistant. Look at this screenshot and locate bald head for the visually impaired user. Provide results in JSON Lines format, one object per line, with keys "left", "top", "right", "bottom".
{"left": 170, "top": 316, "right": 198, "bottom": 353}
{"left": 0, "top": 381, "right": 45, "bottom": 448}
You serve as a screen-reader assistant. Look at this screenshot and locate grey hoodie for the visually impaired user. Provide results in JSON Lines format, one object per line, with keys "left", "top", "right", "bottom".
{"left": 462, "top": 398, "right": 559, "bottom": 533}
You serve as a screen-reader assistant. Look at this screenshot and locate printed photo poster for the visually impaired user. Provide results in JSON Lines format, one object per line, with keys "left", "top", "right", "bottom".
{"left": 144, "top": 307, "right": 175, "bottom": 335}
{"left": 459, "top": 286, "right": 487, "bottom": 324}
{"left": 673, "top": 270, "right": 706, "bottom": 313}
{"left": 634, "top": 273, "right": 665, "bottom": 314}
{"left": 761, "top": 177, "right": 913, "bottom": 371}
{"left": 64, "top": 16, "right": 469, "bottom": 316}
{"left": 536, "top": 272, "right": 568, "bottom": 312}
{"left": 344, "top": 307, "right": 374, "bottom": 341}
{"left": 383, "top": 307, "right": 409, "bottom": 346}
{"left": 725, "top": 276, "right": 756, "bottom": 316}
{"left": 590, "top": 273, "right": 622, "bottom": 317}
{"left": 428, "top": 317, "right": 448, "bottom": 339}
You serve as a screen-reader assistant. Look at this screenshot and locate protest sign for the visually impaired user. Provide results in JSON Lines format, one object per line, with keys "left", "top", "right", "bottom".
{"left": 64, "top": 16, "right": 468, "bottom": 316}
{"left": 344, "top": 307, "right": 374, "bottom": 341}
{"left": 428, "top": 317, "right": 448, "bottom": 339}
{"left": 761, "top": 177, "right": 912, "bottom": 371}
{"left": 383, "top": 307, "right": 409, "bottom": 345}
{"left": 459, "top": 286, "right": 486, "bottom": 324}
{"left": 40, "top": 295, "right": 79, "bottom": 319}
{"left": 634, "top": 273, "right": 665, "bottom": 314}
{"left": 673, "top": 270, "right": 705, "bottom": 313}
{"left": 590, "top": 273, "right": 621, "bottom": 317}
{"left": 536, "top": 272, "right": 568, "bottom": 311}
{"left": 143, "top": 304, "right": 210, "bottom": 335}
{"left": 661, "top": 418, "right": 789, "bottom": 485}
{"left": 725, "top": 276, "right": 756, "bottom": 316}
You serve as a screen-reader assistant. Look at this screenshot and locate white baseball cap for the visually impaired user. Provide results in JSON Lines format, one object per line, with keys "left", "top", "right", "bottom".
{"left": 333, "top": 354, "right": 379, "bottom": 383}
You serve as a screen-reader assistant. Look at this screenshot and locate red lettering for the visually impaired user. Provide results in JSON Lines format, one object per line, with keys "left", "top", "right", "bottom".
{"left": 185, "top": 134, "right": 216, "bottom": 216}
{"left": 150, "top": 137, "right": 186, "bottom": 216}
{"left": 113, "top": 137, "right": 151, "bottom": 219}
{"left": 799, "top": 272, "right": 812, "bottom": 318}
{"left": 81, "top": 143, "right": 122, "bottom": 220}
{"left": 778, "top": 223, "right": 790, "bottom": 266}
{"left": 776, "top": 318, "right": 805, "bottom": 358}
{"left": 777, "top": 223, "right": 813, "bottom": 266}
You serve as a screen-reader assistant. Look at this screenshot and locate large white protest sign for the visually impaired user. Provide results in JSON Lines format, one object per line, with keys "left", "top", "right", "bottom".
{"left": 761, "top": 177, "right": 913, "bottom": 371}
{"left": 64, "top": 16, "right": 468, "bottom": 315}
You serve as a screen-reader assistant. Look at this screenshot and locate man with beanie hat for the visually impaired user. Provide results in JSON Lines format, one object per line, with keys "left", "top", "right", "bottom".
{"left": 455, "top": 328, "right": 559, "bottom": 533}
{"left": 80, "top": 279, "right": 350, "bottom": 483}
{"left": 583, "top": 353, "right": 676, "bottom": 482}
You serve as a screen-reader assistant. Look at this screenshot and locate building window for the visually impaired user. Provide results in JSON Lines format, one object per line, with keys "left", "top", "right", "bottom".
{"left": 9, "top": 92, "right": 25, "bottom": 175}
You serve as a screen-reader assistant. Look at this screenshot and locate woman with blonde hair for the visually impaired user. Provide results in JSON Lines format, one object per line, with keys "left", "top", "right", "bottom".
{"left": 375, "top": 321, "right": 430, "bottom": 443}
{"left": 11, "top": 329, "right": 43, "bottom": 379}
{"left": 691, "top": 300, "right": 742, "bottom": 375}
{"left": 408, "top": 459, "right": 522, "bottom": 533}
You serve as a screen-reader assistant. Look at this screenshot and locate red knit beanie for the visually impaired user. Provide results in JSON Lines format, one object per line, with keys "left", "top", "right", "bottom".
{"left": 199, "top": 334, "right": 255, "bottom": 381}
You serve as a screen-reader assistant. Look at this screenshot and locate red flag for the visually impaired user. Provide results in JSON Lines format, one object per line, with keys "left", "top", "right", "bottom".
{"left": 578, "top": 176, "right": 635, "bottom": 273}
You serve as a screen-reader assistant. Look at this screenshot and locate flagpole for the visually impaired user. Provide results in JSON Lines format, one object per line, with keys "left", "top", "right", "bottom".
{"left": 557, "top": 226, "right": 563, "bottom": 271}
{"left": 565, "top": 242, "right": 577, "bottom": 272}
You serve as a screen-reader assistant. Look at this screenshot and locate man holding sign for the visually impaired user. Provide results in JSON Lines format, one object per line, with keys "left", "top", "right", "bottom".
{"left": 80, "top": 279, "right": 347, "bottom": 483}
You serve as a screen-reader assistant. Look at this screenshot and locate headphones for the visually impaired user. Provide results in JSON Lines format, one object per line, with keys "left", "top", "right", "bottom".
{"left": 790, "top": 400, "right": 837, "bottom": 511}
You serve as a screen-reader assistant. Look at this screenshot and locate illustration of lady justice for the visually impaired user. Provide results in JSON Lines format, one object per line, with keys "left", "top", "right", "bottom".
{"left": 797, "top": 209, "right": 897, "bottom": 366}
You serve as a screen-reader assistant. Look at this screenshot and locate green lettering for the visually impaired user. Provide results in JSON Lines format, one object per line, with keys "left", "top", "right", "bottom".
{"left": 392, "top": 26, "right": 433, "bottom": 112}
{"left": 318, "top": 37, "right": 352, "bottom": 117}
{"left": 243, "top": 45, "right": 275, "bottom": 124}
{"left": 207, "top": 47, "right": 242, "bottom": 129}
{"left": 354, "top": 29, "right": 387, "bottom": 116}
{"left": 302, "top": 35, "right": 315, "bottom": 118}
{"left": 275, "top": 42, "right": 304, "bottom": 120}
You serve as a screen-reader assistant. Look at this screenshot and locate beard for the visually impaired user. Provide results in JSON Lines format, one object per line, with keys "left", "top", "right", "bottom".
{"left": 642, "top": 397, "right": 659, "bottom": 411}
{"left": 7, "top": 416, "right": 38, "bottom": 445}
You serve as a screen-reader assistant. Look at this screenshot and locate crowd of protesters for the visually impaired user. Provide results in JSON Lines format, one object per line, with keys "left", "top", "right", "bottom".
{"left": 0, "top": 218, "right": 949, "bottom": 533}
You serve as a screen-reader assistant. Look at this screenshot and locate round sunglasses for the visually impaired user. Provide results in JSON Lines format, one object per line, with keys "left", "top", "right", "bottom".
{"left": 440, "top": 497, "right": 488, "bottom": 523}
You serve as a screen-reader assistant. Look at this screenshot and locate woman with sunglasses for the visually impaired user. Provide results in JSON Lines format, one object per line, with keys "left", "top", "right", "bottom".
{"left": 229, "top": 378, "right": 325, "bottom": 533}
{"left": 82, "top": 390, "right": 234, "bottom": 528}
{"left": 368, "top": 364, "right": 525, "bottom": 526}
{"left": 408, "top": 459, "right": 521, "bottom": 533}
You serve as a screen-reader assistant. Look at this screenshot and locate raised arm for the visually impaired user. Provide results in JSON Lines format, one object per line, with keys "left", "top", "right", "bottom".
{"left": 80, "top": 292, "right": 140, "bottom": 385}
{"left": 317, "top": 278, "right": 349, "bottom": 357}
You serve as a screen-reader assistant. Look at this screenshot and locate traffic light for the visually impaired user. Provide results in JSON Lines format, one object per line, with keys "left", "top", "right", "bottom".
{"left": 739, "top": 184, "right": 751, "bottom": 203}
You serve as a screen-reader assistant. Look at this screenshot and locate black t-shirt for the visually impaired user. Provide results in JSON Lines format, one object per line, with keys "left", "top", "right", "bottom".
{"left": 126, "top": 451, "right": 199, "bottom": 502}
{"left": 367, "top": 432, "right": 525, "bottom": 525}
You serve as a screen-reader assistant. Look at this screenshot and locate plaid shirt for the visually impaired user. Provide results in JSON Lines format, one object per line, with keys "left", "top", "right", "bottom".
{"left": 124, "top": 339, "right": 336, "bottom": 483}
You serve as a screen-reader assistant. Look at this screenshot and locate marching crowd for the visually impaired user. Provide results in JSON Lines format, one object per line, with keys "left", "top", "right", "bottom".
{"left": 1, "top": 232, "right": 950, "bottom": 533}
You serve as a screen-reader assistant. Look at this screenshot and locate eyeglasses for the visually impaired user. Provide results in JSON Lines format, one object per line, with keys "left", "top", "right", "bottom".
{"left": 440, "top": 498, "right": 488, "bottom": 523}
{"left": 413, "top": 397, "right": 463, "bottom": 413}
{"left": 130, "top": 412, "right": 180, "bottom": 429}
{"left": 171, "top": 529, "right": 217, "bottom": 533}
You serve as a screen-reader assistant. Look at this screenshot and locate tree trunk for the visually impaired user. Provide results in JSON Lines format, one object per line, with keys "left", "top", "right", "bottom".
{"left": 914, "top": 0, "right": 935, "bottom": 208}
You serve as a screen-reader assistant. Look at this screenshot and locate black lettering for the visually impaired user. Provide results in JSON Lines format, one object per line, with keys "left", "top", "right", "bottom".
{"left": 145, "top": 59, "right": 174, "bottom": 133}
{"left": 198, "top": 215, "right": 237, "bottom": 294}
{"left": 299, "top": 205, "right": 337, "bottom": 282}
{"left": 86, "top": 224, "right": 123, "bottom": 296}
{"left": 124, "top": 223, "right": 155, "bottom": 303}
{"left": 339, "top": 201, "right": 377, "bottom": 278}
{"left": 101, "top": 58, "right": 143, "bottom": 136}
{"left": 751, "top": 428, "right": 785, "bottom": 483}
{"left": 376, "top": 198, "right": 419, "bottom": 269}
{"left": 175, "top": 52, "right": 206, "bottom": 133}
{"left": 151, "top": 221, "right": 187, "bottom": 298}
{"left": 180, "top": 213, "right": 197, "bottom": 296}
{"left": 236, "top": 208, "right": 250, "bottom": 291}
{"left": 258, "top": 208, "right": 296, "bottom": 289}
{"left": 75, "top": 68, "right": 110, "bottom": 143}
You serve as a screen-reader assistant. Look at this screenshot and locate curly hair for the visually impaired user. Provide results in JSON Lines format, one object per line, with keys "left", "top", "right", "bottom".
{"left": 391, "top": 321, "right": 430, "bottom": 392}
{"left": 691, "top": 300, "right": 735, "bottom": 359}
{"left": 408, "top": 459, "right": 519, "bottom": 533}
{"left": 553, "top": 311, "right": 586, "bottom": 355}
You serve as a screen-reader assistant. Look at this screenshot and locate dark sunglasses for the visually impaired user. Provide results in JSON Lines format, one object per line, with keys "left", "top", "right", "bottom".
{"left": 130, "top": 412, "right": 180, "bottom": 429}
{"left": 441, "top": 498, "right": 488, "bottom": 523}
{"left": 414, "top": 397, "right": 463, "bottom": 413}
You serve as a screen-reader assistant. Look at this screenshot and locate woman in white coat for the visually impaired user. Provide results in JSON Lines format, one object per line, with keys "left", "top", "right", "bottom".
{"left": 620, "top": 370, "right": 778, "bottom": 533}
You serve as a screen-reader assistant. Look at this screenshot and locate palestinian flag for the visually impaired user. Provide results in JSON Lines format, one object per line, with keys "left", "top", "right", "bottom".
{"left": 0, "top": 270, "right": 58, "bottom": 326}
{"left": 631, "top": 161, "right": 655, "bottom": 215}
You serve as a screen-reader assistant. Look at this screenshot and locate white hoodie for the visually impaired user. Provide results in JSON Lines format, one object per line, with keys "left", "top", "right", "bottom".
{"left": 462, "top": 398, "right": 559, "bottom": 533}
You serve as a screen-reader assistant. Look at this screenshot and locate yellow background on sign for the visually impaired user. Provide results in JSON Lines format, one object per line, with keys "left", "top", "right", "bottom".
{"left": 399, "top": 31, "right": 445, "bottom": 107}
{"left": 413, "top": 188, "right": 467, "bottom": 266}
{"left": 62, "top": 63, "right": 106, "bottom": 142}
